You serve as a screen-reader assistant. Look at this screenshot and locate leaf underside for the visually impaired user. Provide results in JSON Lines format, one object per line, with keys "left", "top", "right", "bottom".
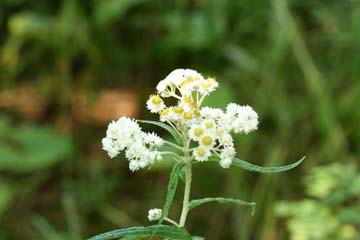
{"left": 189, "top": 197, "right": 256, "bottom": 215}
{"left": 88, "top": 225, "right": 191, "bottom": 240}
{"left": 139, "top": 120, "right": 183, "bottom": 145}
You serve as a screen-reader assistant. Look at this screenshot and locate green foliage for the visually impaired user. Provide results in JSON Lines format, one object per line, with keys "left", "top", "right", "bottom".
{"left": 0, "top": 182, "right": 12, "bottom": 217}
{"left": 231, "top": 156, "right": 305, "bottom": 173}
{"left": 158, "top": 162, "right": 184, "bottom": 224}
{"left": 140, "top": 120, "right": 183, "bottom": 145}
{"left": 276, "top": 163, "right": 360, "bottom": 240}
{"left": 0, "top": 115, "right": 72, "bottom": 221}
{"left": 189, "top": 197, "right": 256, "bottom": 214}
{"left": 0, "top": 0, "right": 359, "bottom": 239}
{"left": 208, "top": 156, "right": 305, "bottom": 173}
{"left": 87, "top": 225, "right": 191, "bottom": 240}
{"left": 0, "top": 116, "right": 73, "bottom": 172}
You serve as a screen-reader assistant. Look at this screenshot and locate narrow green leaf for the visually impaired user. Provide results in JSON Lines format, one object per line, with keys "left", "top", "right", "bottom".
{"left": 159, "top": 162, "right": 184, "bottom": 224}
{"left": 231, "top": 156, "right": 305, "bottom": 173}
{"left": 88, "top": 225, "right": 191, "bottom": 240}
{"left": 139, "top": 120, "right": 183, "bottom": 145}
{"left": 208, "top": 156, "right": 305, "bottom": 173}
{"left": 189, "top": 197, "right": 256, "bottom": 215}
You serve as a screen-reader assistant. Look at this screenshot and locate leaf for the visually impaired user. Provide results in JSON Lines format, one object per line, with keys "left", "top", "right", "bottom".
{"left": 93, "top": 0, "right": 145, "bottom": 27}
{"left": 139, "top": 120, "right": 183, "bottom": 145}
{"left": 159, "top": 162, "right": 184, "bottom": 224}
{"left": 0, "top": 181, "right": 13, "bottom": 217}
{"left": 231, "top": 156, "right": 305, "bottom": 173}
{"left": 208, "top": 156, "right": 305, "bottom": 173}
{"left": 189, "top": 197, "right": 256, "bottom": 215}
{"left": 120, "top": 235, "right": 145, "bottom": 240}
{"left": 0, "top": 125, "right": 73, "bottom": 172}
{"left": 87, "top": 225, "right": 191, "bottom": 240}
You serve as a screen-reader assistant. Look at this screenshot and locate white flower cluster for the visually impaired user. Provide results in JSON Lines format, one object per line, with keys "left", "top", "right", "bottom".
{"left": 146, "top": 68, "right": 259, "bottom": 168}
{"left": 102, "top": 117, "right": 164, "bottom": 171}
{"left": 148, "top": 208, "right": 162, "bottom": 221}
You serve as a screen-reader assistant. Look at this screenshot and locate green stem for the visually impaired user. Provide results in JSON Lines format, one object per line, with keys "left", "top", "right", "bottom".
{"left": 164, "top": 140, "right": 183, "bottom": 151}
{"left": 179, "top": 162, "right": 192, "bottom": 227}
{"left": 164, "top": 217, "right": 179, "bottom": 227}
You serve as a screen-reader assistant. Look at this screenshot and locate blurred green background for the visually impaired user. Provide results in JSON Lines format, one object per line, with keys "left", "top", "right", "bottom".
{"left": 0, "top": 0, "right": 359, "bottom": 239}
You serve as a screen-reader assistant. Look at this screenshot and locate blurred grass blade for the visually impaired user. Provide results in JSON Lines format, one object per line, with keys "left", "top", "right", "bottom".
{"left": 139, "top": 120, "right": 183, "bottom": 145}
{"left": 87, "top": 225, "right": 191, "bottom": 240}
{"left": 231, "top": 156, "right": 305, "bottom": 173}
{"left": 189, "top": 197, "right": 256, "bottom": 215}
{"left": 159, "top": 162, "right": 184, "bottom": 224}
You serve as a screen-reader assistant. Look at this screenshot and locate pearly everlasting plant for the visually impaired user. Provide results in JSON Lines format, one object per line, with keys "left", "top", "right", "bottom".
{"left": 90, "top": 69, "right": 304, "bottom": 240}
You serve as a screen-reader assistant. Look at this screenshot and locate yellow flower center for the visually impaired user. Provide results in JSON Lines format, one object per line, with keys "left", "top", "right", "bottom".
{"left": 194, "top": 127, "right": 204, "bottom": 137}
{"left": 201, "top": 78, "right": 216, "bottom": 90}
{"left": 160, "top": 108, "right": 170, "bottom": 116}
{"left": 196, "top": 148, "right": 206, "bottom": 157}
{"left": 204, "top": 120, "right": 214, "bottom": 129}
{"left": 183, "top": 112, "right": 193, "bottom": 120}
{"left": 180, "top": 76, "right": 199, "bottom": 89}
{"left": 150, "top": 94, "right": 162, "bottom": 105}
{"left": 183, "top": 96, "right": 194, "bottom": 104}
{"left": 193, "top": 109, "right": 200, "bottom": 117}
{"left": 201, "top": 82, "right": 211, "bottom": 90}
{"left": 216, "top": 128, "right": 225, "bottom": 136}
{"left": 201, "top": 136, "right": 213, "bottom": 146}
{"left": 173, "top": 106, "right": 184, "bottom": 114}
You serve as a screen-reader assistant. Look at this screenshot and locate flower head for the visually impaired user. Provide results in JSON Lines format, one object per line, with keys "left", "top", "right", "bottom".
{"left": 193, "top": 147, "right": 211, "bottom": 162}
{"left": 146, "top": 94, "right": 165, "bottom": 113}
{"left": 103, "top": 69, "right": 259, "bottom": 171}
{"left": 225, "top": 104, "right": 259, "bottom": 134}
{"left": 148, "top": 208, "right": 162, "bottom": 221}
{"left": 102, "top": 117, "right": 164, "bottom": 171}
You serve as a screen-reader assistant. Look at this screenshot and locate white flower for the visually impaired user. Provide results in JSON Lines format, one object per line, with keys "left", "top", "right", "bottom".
{"left": 215, "top": 127, "right": 226, "bottom": 137}
{"left": 157, "top": 69, "right": 203, "bottom": 96}
{"left": 219, "top": 158, "right": 232, "bottom": 168}
{"left": 182, "top": 111, "right": 196, "bottom": 125}
{"left": 144, "top": 132, "right": 164, "bottom": 147}
{"left": 198, "top": 77, "right": 219, "bottom": 95}
{"left": 106, "top": 121, "right": 121, "bottom": 139}
{"left": 102, "top": 137, "right": 119, "bottom": 158}
{"left": 199, "top": 134, "right": 216, "bottom": 148}
{"left": 225, "top": 104, "right": 259, "bottom": 134}
{"left": 157, "top": 69, "right": 205, "bottom": 96}
{"left": 200, "top": 107, "right": 224, "bottom": 120}
{"left": 102, "top": 117, "right": 164, "bottom": 171}
{"left": 159, "top": 107, "right": 171, "bottom": 122}
{"left": 146, "top": 94, "right": 165, "bottom": 113}
{"left": 148, "top": 208, "right": 162, "bottom": 221}
{"left": 129, "top": 160, "right": 140, "bottom": 172}
{"left": 221, "top": 146, "right": 236, "bottom": 160}
{"left": 219, "top": 133, "right": 234, "bottom": 147}
{"left": 103, "top": 117, "right": 142, "bottom": 155}
{"left": 193, "top": 147, "right": 211, "bottom": 162}
{"left": 236, "top": 106, "right": 259, "bottom": 134}
{"left": 202, "top": 119, "right": 216, "bottom": 132}
{"left": 102, "top": 69, "right": 260, "bottom": 171}
{"left": 189, "top": 124, "right": 204, "bottom": 141}
{"left": 170, "top": 106, "right": 184, "bottom": 122}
